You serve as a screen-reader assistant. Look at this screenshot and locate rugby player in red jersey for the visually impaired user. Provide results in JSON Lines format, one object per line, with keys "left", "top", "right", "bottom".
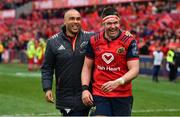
{"left": 81, "top": 7, "right": 139, "bottom": 116}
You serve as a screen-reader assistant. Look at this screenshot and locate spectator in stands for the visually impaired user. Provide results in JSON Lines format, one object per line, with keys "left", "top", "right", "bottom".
{"left": 152, "top": 46, "right": 164, "bottom": 82}
{"left": 0, "top": 0, "right": 179, "bottom": 64}
{"left": 161, "top": 43, "right": 169, "bottom": 56}
{"left": 139, "top": 42, "right": 150, "bottom": 55}
{"left": 41, "top": 9, "right": 94, "bottom": 116}
{"left": 81, "top": 7, "right": 139, "bottom": 116}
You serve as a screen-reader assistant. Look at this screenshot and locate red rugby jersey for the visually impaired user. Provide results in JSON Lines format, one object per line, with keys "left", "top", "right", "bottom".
{"left": 86, "top": 30, "right": 139, "bottom": 97}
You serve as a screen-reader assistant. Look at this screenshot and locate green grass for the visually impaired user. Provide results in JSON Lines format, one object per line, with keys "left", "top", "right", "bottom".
{"left": 0, "top": 63, "right": 59, "bottom": 116}
{"left": 0, "top": 63, "right": 180, "bottom": 116}
{"left": 133, "top": 76, "right": 180, "bottom": 116}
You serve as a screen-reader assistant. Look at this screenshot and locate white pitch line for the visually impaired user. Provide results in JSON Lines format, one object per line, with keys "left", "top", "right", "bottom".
{"left": 0, "top": 71, "right": 40, "bottom": 77}
{"left": 1, "top": 109, "right": 180, "bottom": 116}
{"left": 1, "top": 112, "right": 60, "bottom": 117}
{"left": 16, "top": 72, "right": 40, "bottom": 77}
{"left": 132, "top": 108, "right": 180, "bottom": 113}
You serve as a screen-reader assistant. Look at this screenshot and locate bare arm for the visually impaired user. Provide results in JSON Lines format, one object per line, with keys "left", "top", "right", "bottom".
{"left": 81, "top": 56, "right": 94, "bottom": 106}
{"left": 117, "top": 59, "right": 139, "bottom": 83}
{"left": 81, "top": 56, "right": 94, "bottom": 86}
{"left": 101, "top": 60, "right": 139, "bottom": 92}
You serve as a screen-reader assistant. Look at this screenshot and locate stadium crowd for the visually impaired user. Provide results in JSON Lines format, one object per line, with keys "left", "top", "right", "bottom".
{"left": 0, "top": 0, "right": 38, "bottom": 10}
{"left": 0, "top": 0, "right": 179, "bottom": 63}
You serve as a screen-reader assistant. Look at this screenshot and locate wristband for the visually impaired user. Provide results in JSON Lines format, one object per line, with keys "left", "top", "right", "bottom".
{"left": 117, "top": 78, "right": 125, "bottom": 85}
{"left": 82, "top": 85, "right": 89, "bottom": 92}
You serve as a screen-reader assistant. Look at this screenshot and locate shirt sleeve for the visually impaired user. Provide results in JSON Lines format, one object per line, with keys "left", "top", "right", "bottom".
{"left": 85, "top": 40, "right": 95, "bottom": 59}
{"left": 126, "top": 40, "right": 139, "bottom": 60}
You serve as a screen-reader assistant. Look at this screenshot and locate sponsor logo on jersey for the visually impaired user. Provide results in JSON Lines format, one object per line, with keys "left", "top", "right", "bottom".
{"left": 80, "top": 41, "right": 88, "bottom": 53}
{"left": 58, "top": 45, "right": 65, "bottom": 50}
{"left": 116, "top": 47, "right": 125, "bottom": 54}
{"left": 102, "top": 52, "right": 114, "bottom": 64}
{"left": 97, "top": 65, "right": 120, "bottom": 72}
{"left": 80, "top": 41, "right": 88, "bottom": 49}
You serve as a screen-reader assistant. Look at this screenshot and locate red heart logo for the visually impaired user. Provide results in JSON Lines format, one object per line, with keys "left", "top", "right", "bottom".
{"left": 104, "top": 55, "right": 112, "bottom": 60}
{"left": 102, "top": 53, "right": 114, "bottom": 64}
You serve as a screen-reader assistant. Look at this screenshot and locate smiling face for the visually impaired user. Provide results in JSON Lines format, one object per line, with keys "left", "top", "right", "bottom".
{"left": 103, "top": 16, "right": 120, "bottom": 40}
{"left": 64, "top": 9, "right": 81, "bottom": 37}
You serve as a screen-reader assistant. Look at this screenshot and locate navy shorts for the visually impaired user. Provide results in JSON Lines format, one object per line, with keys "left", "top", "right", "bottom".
{"left": 92, "top": 95, "right": 133, "bottom": 116}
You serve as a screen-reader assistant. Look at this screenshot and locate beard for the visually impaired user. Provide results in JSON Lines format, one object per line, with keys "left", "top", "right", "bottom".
{"left": 106, "top": 29, "right": 120, "bottom": 40}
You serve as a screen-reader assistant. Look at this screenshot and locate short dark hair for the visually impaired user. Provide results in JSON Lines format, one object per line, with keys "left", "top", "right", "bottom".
{"left": 101, "top": 7, "right": 120, "bottom": 18}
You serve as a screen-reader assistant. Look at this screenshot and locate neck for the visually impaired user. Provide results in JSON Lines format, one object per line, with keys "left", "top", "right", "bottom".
{"left": 66, "top": 31, "right": 76, "bottom": 38}
{"left": 104, "top": 33, "right": 112, "bottom": 41}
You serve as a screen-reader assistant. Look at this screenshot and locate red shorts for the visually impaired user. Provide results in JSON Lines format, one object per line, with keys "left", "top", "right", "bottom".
{"left": 37, "top": 58, "right": 43, "bottom": 65}
{"left": 28, "top": 58, "right": 34, "bottom": 64}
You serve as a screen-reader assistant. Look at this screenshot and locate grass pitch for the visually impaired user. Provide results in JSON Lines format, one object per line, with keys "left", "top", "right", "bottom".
{"left": 0, "top": 63, "right": 180, "bottom": 116}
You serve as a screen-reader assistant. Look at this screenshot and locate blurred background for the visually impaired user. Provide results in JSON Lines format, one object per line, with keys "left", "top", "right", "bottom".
{"left": 0, "top": 0, "right": 180, "bottom": 116}
{"left": 0, "top": 0, "right": 180, "bottom": 74}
